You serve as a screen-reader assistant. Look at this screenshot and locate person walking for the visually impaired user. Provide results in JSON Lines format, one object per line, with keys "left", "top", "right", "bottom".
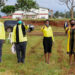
{"left": 12, "top": 18, "right": 29, "bottom": 63}
{"left": 0, "top": 21, "right": 5, "bottom": 62}
{"left": 41, "top": 20, "right": 54, "bottom": 64}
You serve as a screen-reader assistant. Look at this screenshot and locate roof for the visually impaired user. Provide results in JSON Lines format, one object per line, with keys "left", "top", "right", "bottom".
{"left": 1, "top": 16, "right": 12, "bottom": 19}
{"left": 39, "top": 7, "right": 50, "bottom": 10}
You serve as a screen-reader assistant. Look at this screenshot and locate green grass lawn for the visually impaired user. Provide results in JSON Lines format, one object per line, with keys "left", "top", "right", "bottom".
{"left": 0, "top": 35, "right": 73, "bottom": 75}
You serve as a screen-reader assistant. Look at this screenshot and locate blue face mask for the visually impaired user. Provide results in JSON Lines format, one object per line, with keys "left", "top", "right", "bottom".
{"left": 45, "top": 24, "right": 49, "bottom": 27}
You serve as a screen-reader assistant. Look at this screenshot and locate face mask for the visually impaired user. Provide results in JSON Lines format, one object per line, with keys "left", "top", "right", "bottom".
{"left": 45, "top": 24, "right": 49, "bottom": 27}
{"left": 71, "top": 23, "right": 75, "bottom": 27}
{"left": 18, "top": 21, "right": 22, "bottom": 24}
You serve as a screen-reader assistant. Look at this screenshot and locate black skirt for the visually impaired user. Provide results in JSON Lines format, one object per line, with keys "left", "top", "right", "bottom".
{"left": 43, "top": 37, "right": 53, "bottom": 53}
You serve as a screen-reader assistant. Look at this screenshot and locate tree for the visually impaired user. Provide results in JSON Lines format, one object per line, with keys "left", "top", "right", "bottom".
{"left": 15, "top": 0, "right": 38, "bottom": 19}
{"left": 59, "top": 12, "right": 65, "bottom": 17}
{"left": 59, "top": 0, "right": 75, "bottom": 19}
{"left": 0, "top": 0, "right": 7, "bottom": 7}
{"left": 54, "top": 11, "right": 65, "bottom": 18}
{"left": 54, "top": 11, "right": 60, "bottom": 18}
{"left": 65, "top": 11, "right": 70, "bottom": 18}
{"left": 0, "top": 15, "right": 1, "bottom": 18}
{"left": 1, "top": 5, "right": 15, "bottom": 15}
{"left": 0, "top": 0, "right": 4, "bottom": 7}
{"left": 15, "top": 0, "right": 38, "bottom": 11}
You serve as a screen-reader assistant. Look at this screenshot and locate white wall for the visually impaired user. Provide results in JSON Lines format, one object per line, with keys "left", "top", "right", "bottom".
{"left": 39, "top": 8, "right": 48, "bottom": 14}
{"left": 12, "top": 15, "right": 23, "bottom": 19}
{"left": 12, "top": 7, "right": 49, "bottom": 19}
{"left": 31, "top": 8, "right": 49, "bottom": 14}
{"left": 38, "top": 15, "right": 49, "bottom": 19}
{"left": 38, "top": 8, "right": 49, "bottom": 19}
{"left": 31, "top": 8, "right": 49, "bottom": 19}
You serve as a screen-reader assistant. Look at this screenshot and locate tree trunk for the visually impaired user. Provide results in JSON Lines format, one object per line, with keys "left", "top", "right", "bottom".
{"left": 70, "top": 8, "right": 74, "bottom": 19}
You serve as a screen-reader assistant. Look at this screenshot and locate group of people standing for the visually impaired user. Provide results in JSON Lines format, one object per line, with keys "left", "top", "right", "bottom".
{"left": 0, "top": 18, "right": 75, "bottom": 65}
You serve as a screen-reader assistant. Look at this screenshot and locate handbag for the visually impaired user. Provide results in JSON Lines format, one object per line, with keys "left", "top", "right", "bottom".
{"left": 11, "top": 44, "right": 16, "bottom": 54}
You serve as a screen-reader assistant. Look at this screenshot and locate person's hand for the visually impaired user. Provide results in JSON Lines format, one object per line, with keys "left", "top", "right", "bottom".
{"left": 43, "top": 26, "right": 45, "bottom": 29}
{"left": 12, "top": 42, "right": 15, "bottom": 45}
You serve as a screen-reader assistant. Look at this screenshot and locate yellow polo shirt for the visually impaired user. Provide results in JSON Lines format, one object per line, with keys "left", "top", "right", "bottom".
{"left": 41, "top": 26, "right": 54, "bottom": 41}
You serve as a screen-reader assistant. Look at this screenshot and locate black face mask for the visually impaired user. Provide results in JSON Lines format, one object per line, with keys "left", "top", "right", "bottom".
{"left": 71, "top": 23, "right": 75, "bottom": 27}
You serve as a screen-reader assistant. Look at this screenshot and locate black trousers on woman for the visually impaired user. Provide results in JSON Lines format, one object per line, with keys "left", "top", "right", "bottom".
{"left": 15, "top": 42, "right": 27, "bottom": 63}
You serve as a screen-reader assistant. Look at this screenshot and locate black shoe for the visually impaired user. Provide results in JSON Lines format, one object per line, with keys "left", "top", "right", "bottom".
{"left": 21, "top": 61, "right": 25, "bottom": 64}
{"left": 21, "top": 59, "right": 25, "bottom": 63}
{"left": 18, "top": 60, "right": 21, "bottom": 63}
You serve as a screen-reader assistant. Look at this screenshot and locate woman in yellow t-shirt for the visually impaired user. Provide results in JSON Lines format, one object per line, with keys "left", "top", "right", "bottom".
{"left": 41, "top": 20, "right": 54, "bottom": 64}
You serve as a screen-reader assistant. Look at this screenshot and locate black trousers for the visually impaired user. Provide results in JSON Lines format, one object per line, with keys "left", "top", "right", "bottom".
{"left": 15, "top": 42, "right": 27, "bottom": 63}
{"left": 43, "top": 37, "right": 53, "bottom": 53}
{"left": 0, "top": 40, "right": 3, "bottom": 62}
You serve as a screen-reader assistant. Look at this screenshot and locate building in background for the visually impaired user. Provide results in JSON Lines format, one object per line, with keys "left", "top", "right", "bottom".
{"left": 12, "top": 7, "right": 53, "bottom": 19}
{"left": 12, "top": 11, "right": 24, "bottom": 19}
{"left": 30, "top": 7, "right": 49, "bottom": 19}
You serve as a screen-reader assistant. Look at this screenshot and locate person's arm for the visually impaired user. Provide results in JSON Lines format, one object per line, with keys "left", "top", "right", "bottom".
{"left": 65, "top": 27, "right": 68, "bottom": 30}
{"left": 65, "top": 26, "right": 70, "bottom": 34}
{"left": 41, "top": 26, "right": 45, "bottom": 32}
{"left": 25, "top": 25, "right": 29, "bottom": 30}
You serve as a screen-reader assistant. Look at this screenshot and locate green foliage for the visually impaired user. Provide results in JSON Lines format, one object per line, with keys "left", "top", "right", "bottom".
{"left": 54, "top": 11, "right": 59, "bottom": 18}
{"left": 65, "top": 11, "right": 70, "bottom": 18}
{"left": 54, "top": 11, "right": 65, "bottom": 18}
{"left": 15, "top": 0, "right": 38, "bottom": 11}
{"left": 0, "top": 34, "right": 70, "bottom": 75}
{"left": 0, "top": 0, "right": 4, "bottom": 7}
{"left": 0, "top": 0, "right": 8, "bottom": 8}
{"left": 1, "top": 5, "right": 15, "bottom": 15}
{"left": 53, "top": 11, "right": 75, "bottom": 18}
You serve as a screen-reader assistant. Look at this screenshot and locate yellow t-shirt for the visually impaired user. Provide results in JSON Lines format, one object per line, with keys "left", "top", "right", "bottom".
{"left": 41, "top": 26, "right": 54, "bottom": 41}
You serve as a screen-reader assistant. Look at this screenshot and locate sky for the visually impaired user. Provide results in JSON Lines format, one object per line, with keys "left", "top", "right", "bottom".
{"left": 6, "top": 0, "right": 69, "bottom": 13}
